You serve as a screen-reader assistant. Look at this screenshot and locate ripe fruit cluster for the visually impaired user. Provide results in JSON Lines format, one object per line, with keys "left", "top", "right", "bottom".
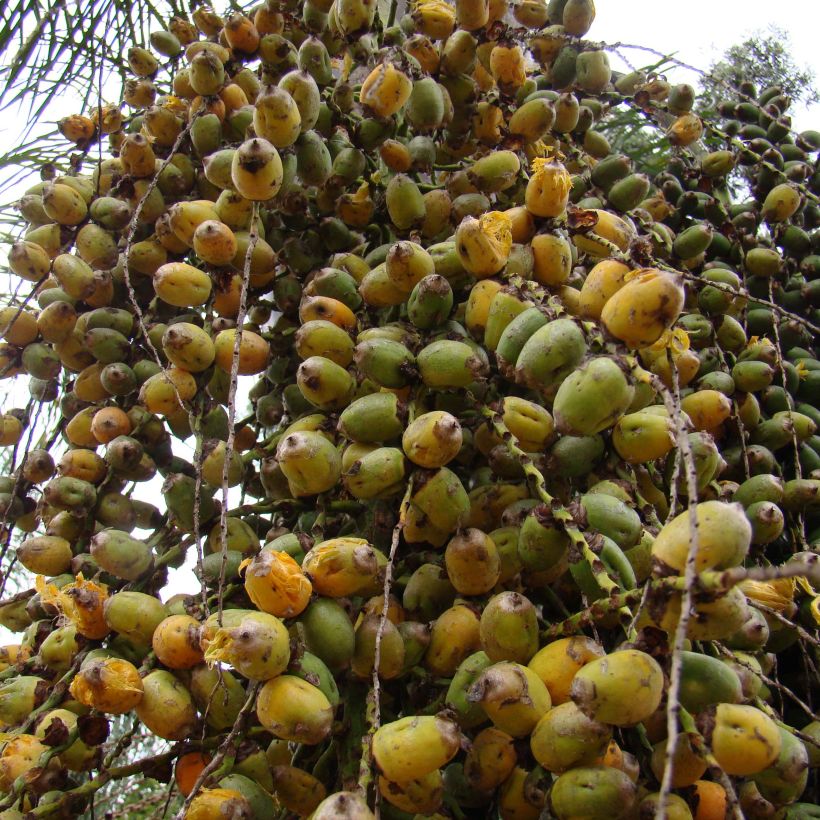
{"left": 0, "top": 0, "right": 819, "bottom": 817}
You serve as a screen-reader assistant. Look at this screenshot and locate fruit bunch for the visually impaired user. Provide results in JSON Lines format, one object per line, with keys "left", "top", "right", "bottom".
{"left": 0, "top": 0, "right": 819, "bottom": 817}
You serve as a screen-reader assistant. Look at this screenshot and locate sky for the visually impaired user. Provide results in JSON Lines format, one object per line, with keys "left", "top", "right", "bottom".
{"left": 0, "top": 0, "right": 819, "bottom": 640}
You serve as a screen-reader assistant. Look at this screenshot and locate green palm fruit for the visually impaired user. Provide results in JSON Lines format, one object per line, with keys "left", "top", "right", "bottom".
{"left": 0, "top": 596, "right": 32, "bottom": 633}
{"left": 530, "top": 702, "right": 611, "bottom": 773}
{"left": 782, "top": 479, "right": 820, "bottom": 512}
{"left": 479, "top": 591, "right": 539, "bottom": 664}
{"left": 570, "top": 536, "right": 636, "bottom": 601}
{"left": 446, "top": 651, "right": 493, "bottom": 728}
{"left": 553, "top": 357, "right": 634, "bottom": 435}
{"left": 751, "top": 727, "right": 810, "bottom": 807}
{"left": 469, "top": 151, "right": 521, "bottom": 194}
{"left": 343, "top": 447, "right": 406, "bottom": 499}
{"left": 550, "top": 49, "right": 578, "bottom": 92}
{"left": 495, "top": 307, "right": 549, "bottom": 374}
{"left": 295, "top": 320, "right": 354, "bottom": 366}
{"left": 468, "top": 661, "right": 551, "bottom": 737}
{"left": 386, "top": 174, "right": 426, "bottom": 230}
{"left": 38, "top": 626, "right": 81, "bottom": 672}
{"left": 217, "top": 774, "right": 276, "bottom": 816}
{"left": 338, "top": 392, "right": 405, "bottom": 443}
{"left": 189, "top": 664, "right": 245, "bottom": 730}
{"left": 673, "top": 223, "right": 714, "bottom": 259}
{"left": 289, "top": 650, "right": 340, "bottom": 707}
{"left": 162, "top": 472, "right": 217, "bottom": 532}
{"left": 550, "top": 766, "right": 637, "bottom": 820}
{"left": 103, "top": 591, "right": 167, "bottom": 646}
{"left": 483, "top": 290, "right": 531, "bottom": 352}
{"left": 296, "top": 130, "right": 333, "bottom": 186}
{"left": 298, "top": 598, "right": 355, "bottom": 671}
{"left": 441, "top": 31, "right": 477, "bottom": 75}
{"left": 43, "top": 476, "right": 97, "bottom": 515}
{"left": 99, "top": 362, "right": 137, "bottom": 395}
{"left": 678, "top": 651, "right": 743, "bottom": 714}
{"left": 298, "top": 36, "right": 333, "bottom": 85}
{"left": 21, "top": 342, "right": 60, "bottom": 380}
{"left": 607, "top": 173, "right": 650, "bottom": 211}
{"left": 417, "top": 339, "right": 488, "bottom": 388}
{"left": 351, "top": 614, "right": 405, "bottom": 680}
{"left": 398, "top": 621, "right": 431, "bottom": 673}
{"left": 406, "top": 77, "right": 446, "bottom": 132}
{"left": 548, "top": 434, "right": 605, "bottom": 477}
{"left": 576, "top": 50, "right": 610, "bottom": 94}
{"left": 309, "top": 268, "right": 362, "bottom": 311}
{"left": 518, "top": 506, "right": 569, "bottom": 572}
{"left": 16, "top": 535, "right": 72, "bottom": 576}
{"left": 354, "top": 339, "right": 416, "bottom": 388}
{"left": 407, "top": 274, "right": 453, "bottom": 329}
{"left": 579, "top": 492, "right": 641, "bottom": 548}
{"left": 515, "top": 318, "right": 587, "bottom": 392}
{"left": 278, "top": 70, "right": 321, "bottom": 132}
{"left": 0, "top": 676, "right": 48, "bottom": 724}
{"left": 412, "top": 467, "right": 470, "bottom": 534}
{"left": 402, "top": 563, "right": 456, "bottom": 620}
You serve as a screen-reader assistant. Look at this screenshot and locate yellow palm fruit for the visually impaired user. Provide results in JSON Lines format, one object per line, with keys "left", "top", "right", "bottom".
{"left": 302, "top": 537, "right": 386, "bottom": 597}
{"left": 139, "top": 367, "right": 197, "bottom": 415}
{"left": 711, "top": 704, "right": 781, "bottom": 775}
{"left": 9, "top": 240, "right": 52, "bottom": 280}
{"left": 578, "top": 259, "right": 631, "bottom": 318}
{"left": 385, "top": 241, "right": 435, "bottom": 292}
{"left": 456, "top": 0, "right": 490, "bottom": 30}
{"left": 465, "top": 278, "right": 504, "bottom": 337}
{"left": 169, "top": 200, "right": 220, "bottom": 246}
{"left": 679, "top": 389, "right": 732, "bottom": 431}
{"left": 464, "top": 727, "right": 517, "bottom": 791}
{"left": 299, "top": 295, "right": 357, "bottom": 331}
{"left": 571, "top": 649, "right": 663, "bottom": 726}
{"left": 41, "top": 182, "right": 88, "bottom": 225}
{"left": 253, "top": 85, "right": 302, "bottom": 148}
{"left": 152, "top": 614, "right": 204, "bottom": 670}
{"left": 651, "top": 500, "right": 751, "bottom": 574}
{"left": 489, "top": 44, "right": 526, "bottom": 93}
{"left": 638, "top": 328, "right": 700, "bottom": 389}
{"left": 761, "top": 183, "right": 801, "bottom": 223}
{"left": 469, "top": 662, "right": 552, "bottom": 737}
{"left": 0, "top": 415, "right": 23, "bottom": 448}
{"left": 413, "top": 0, "right": 456, "bottom": 38}
{"left": 162, "top": 323, "right": 215, "bottom": 373}
{"left": 572, "top": 209, "right": 635, "bottom": 257}
{"left": 445, "top": 528, "right": 501, "bottom": 595}
{"left": 192, "top": 220, "right": 237, "bottom": 266}
{"left": 58, "top": 113, "right": 96, "bottom": 144}
{"left": 509, "top": 98, "right": 556, "bottom": 144}
{"left": 36, "top": 574, "right": 109, "bottom": 639}
{"left": 0, "top": 735, "right": 51, "bottom": 791}
{"left": 667, "top": 112, "right": 703, "bottom": 146}
{"left": 359, "top": 264, "right": 408, "bottom": 308}
{"left": 69, "top": 657, "right": 143, "bottom": 713}
{"left": 528, "top": 637, "right": 604, "bottom": 705}
{"left": 455, "top": 211, "right": 513, "bottom": 278}
{"left": 502, "top": 396, "right": 554, "bottom": 451}
{"left": 35, "top": 709, "right": 95, "bottom": 771}
{"left": 525, "top": 156, "right": 572, "bottom": 217}
{"left": 257, "top": 675, "right": 333, "bottom": 744}
{"left": 213, "top": 327, "right": 270, "bottom": 375}
{"left": 601, "top": 267, "right": 685, "bottom": 348}
{"left": 472, "top": 101, "right": 504, "bottom": 143}
{"left": 201, "top": 610, "right": 290, "bottom": 681}
{"left": 531, "top": 233, "right": 572, "bottom": 286}
{"left": 17, "top": 535, "right": 72, "bottom": 575}
{"left": 231, "top": 137, "right": 283, "bottom": 200}
{"left": 241, "top": 550, "right": 312, "bottom": 618}
{"left": 563, "top": 0, "right": 596, "bottom": 35}
{"left": 186, "top": 788, "right": 252, "bottom": 820}
{"left": 360, "top": 63, "right": 412, "bottom": 118}
{"left": 224, "top": 12, "right": 260, "bottom": 53}
{"left": 58, "top": 449, "right": 107, "bottom": 483}
{"left": 372, "top": 716, "right": 461, "bottom": 782}
{"left": 612, "top": 411, "right": 676, "bottom": 463}
{"left": 402, "top": 411, "right": 463, "bottom": 468}
{"left": 153, "top": 262, "right": 212, "bottom": 307}
{"left": 119, "top": 133, "right": 156, "bottom": 178}
{"left": 378, "top": 770, "right": 443, "bottom": 814}
{"left": 505, "top": 206, "right": 536, "bottom": 243}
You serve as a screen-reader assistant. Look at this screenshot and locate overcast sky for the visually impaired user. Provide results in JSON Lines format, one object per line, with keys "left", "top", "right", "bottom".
{"left": 0, "top": 0, "right": 819, "bottom": 639}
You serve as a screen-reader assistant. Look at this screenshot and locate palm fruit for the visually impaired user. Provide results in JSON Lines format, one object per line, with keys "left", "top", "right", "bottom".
{"left": 530, "top": 701, "right": 612, "bottom": 772}
{"left": 468, "top": 661, "right": 551, "bottom": 737}
{"left": 455, "top": 212, "right": 513, "bottom": 278}
{"left": 651, "top": 500, "right": 751, "bottom": 573}
{"left": 275, "top": 430, "right": 341, "bottom": 495}
{"left": 571, "top": 649, "right": 663, "bottom": 726}
{"left": 528, "top": 637, "right": 604, "bottom": 705}
{"left": 553, "top": 356, "right": 633, "bottom": 435}
{"left": 152, "top": 614, "right": 203, "bottom": 669}
{"left": 479, "top": 591, "right": 539, "bottom": 663}
{"left": 549, "top": 765, "right": 637, "bottom": 819}
{"left": 371, "top": 715, "right": 461, "bottom": 782}
{"left": 515, "top": 317, "right": 587, "bottom": 393}
{"left": 525, "top": 156, "right": 572, "bottom": 217}
{"left": 256, "top": 675, "right": 333, "bottom": 744}
{"left": 69, "top": 657, "right": 143, "bottom": 713}
{"left": 89, "top": 529, "right": 154, "bottom": 580}
{"left": 103, "top": 591, "right": 167, "bottom": 646}
{"left": 709, "top": 703, "right": 782, "bottom": 775}
{"left": 302, "top": 538, "right": 385, "bottom": 597}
